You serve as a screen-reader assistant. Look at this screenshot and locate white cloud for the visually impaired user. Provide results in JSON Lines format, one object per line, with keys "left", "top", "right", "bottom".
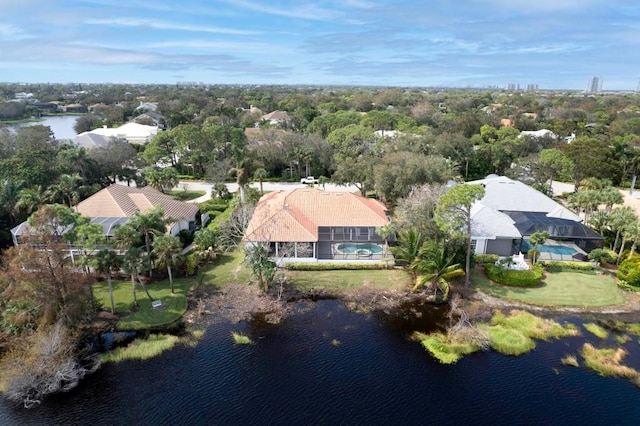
{"left": 85, "top": 17, "right": 261, "bottom": 35}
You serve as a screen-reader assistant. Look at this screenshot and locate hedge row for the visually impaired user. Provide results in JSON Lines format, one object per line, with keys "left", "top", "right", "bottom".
{"left": 540, "top": 260, "right": 595, "bottom": 271}
{"left": 474, "top": 254, "right": 499, "bottom": 265}
{"left": 283, "top": 262, "right": 390, "bottom": 271}
{"left": 485, "top": 264, "right": 544, "bottom": 287}
{"left": 617, "top": 259, "right": 640, "bottom": 287}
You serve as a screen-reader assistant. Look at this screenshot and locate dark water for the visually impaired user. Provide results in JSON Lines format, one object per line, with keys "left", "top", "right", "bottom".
{"left": 1, "top": 300, "right": 640, "bottom": 426}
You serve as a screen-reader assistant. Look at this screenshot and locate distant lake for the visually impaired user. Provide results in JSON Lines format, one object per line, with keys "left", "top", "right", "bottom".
{"left": 2, "top": 115, "right": 82, "bottom": 141}
{"left": 0, "top": 299, "right": 639, "bottom": 425}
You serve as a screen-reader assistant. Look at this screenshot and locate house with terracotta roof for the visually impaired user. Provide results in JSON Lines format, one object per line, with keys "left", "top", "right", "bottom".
{"left": 243, "top": 187, "right": 392, "bottom": 262}
{"left": 11, "top": 185, "right": 203, "bottom": 246}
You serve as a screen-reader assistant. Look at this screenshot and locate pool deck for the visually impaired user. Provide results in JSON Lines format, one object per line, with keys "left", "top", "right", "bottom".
{"left": 534, "top": 240, "right": 587, "bottom": 262}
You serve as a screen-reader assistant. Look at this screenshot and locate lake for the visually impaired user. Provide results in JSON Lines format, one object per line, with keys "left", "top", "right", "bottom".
{"left": 0, "top": 299, "right": 639, "bottom": 425}
{"left": 2, "top": 115, "right": 82, "bottom": 141}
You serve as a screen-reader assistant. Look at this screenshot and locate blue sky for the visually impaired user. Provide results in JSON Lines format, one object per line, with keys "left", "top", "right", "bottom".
{"left": 0, "top": 0, "right": 638, "bottom": 89}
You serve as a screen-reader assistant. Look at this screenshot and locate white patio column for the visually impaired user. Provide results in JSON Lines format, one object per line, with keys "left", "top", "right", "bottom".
{"left": 313, "top": 242, "right": 316, "bottom": 258}
{"left": 275, "top": 242, "right": 279, "bottom": 257}
{"left": 294, "top": 242, "right": 298, "bottom": 258}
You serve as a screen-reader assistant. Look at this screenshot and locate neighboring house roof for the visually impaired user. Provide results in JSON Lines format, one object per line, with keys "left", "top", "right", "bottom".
{"left": 76, "top": 184, "right": 198, "bottom": 223}
{"left": 262, "top": 110, "right": 290, "bottom": 122}
{"left": 75, "top": 132, "right": 111, "bottom": 149}
{"left": 471, "top": 204, "right": 521, "bottom": 239}
{"left": 76, "top": 122, "right": 159, "bottom": 145}
{"left": 518, "top": 129, "right": 557, "bottom": 139}
{"left": 244, "top": 188, "right": 389, "bottom": 243}
{"left": 467, "top": 175, "right": 580, "bottom": 221}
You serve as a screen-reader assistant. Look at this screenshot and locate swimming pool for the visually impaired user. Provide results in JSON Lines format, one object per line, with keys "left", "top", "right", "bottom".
{"left": 521, "top": 240, "right": 577, "bottom": 255}
{"left": 336, "top": 243, "right": 384, "bottom": 255}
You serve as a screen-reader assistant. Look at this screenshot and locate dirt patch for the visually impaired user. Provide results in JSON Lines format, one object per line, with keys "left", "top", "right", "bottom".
{"left": 186, "top": 283, "right": 291, "bottom": 324}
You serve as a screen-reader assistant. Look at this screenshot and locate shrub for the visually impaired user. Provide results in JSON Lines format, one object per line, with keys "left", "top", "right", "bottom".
{"left": 177, "top": 230, "right": 194, "bottom": 248}
{"left": 199, "top": 201, "right": 229, "bottom": 213}
{"left": 617, "top": 258, "right": 640, "bottom": 287}
{"left": 485, "top": 263, "right": 544, "bottom": 287}
{"left": 474, "top": 254, "right": 499, "bottom": 265}
{"left": 588, "top": 248, "right": 616, "bottom": 264}
{"left": 283, "top": 262, "right": 389, "bottom": 271}
{"left": 540, "top": 260, "right": 596, "bottom": 273}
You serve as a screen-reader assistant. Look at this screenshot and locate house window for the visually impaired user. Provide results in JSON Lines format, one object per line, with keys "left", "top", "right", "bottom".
{"left": 470, "top": 239, "right": 478, "bottom": 253}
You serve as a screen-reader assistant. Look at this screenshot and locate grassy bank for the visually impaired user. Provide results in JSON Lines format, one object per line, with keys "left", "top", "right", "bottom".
{"left": 200, "top": 250, "right": 252, "bottom": 289}
{"left": 285, "top": 268, "right": 411, "bottom": 293}
{"left": 472, "top": 269, "right": 624, "bottom": 307}
{"left": 94, "top": 275, "right": 195, "bottom": 330}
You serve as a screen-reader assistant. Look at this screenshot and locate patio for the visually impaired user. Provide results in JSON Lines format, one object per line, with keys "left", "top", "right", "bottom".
{"left": 524, "top": 239, "right": 587, "bottom": 262}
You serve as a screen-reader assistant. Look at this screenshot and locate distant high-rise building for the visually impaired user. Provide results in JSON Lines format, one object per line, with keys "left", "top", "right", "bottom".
{"left": 506, "top": 83, "right": 517, "bottom": 91}
{"left": 586, "top": 76, "right": 602, "bottom": 93}
{"left": 525, "top": 84, "right": 538, "bottom": 92}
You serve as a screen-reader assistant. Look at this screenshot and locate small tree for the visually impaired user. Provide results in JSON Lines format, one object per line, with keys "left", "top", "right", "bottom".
{"left": 435, "top": 184, "right": 485, "bottom": 286}
{"left": 152, "top": 235, "right": 182, "bottom": 294}
{"left": 411, "top": 240, "right": 464, "bottom": 301}
{"left": 375, "top": 222, "right": 396, "bottom": 248}
{"left": 254, "top": 168, "right": 268, "bottom": 194}
{"left": 91, "top": 249, "right": 122, "bottom": 314}
{"left": 528, "top": 231, "right": 549, "bottom": 264}
{"left": 244, "top": 243, "right": 276, "bottom": 292}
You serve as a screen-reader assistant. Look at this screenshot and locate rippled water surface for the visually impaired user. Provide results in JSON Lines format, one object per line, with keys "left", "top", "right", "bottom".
{"left": 1, "top": 300, "right": 640, "bottom": 425}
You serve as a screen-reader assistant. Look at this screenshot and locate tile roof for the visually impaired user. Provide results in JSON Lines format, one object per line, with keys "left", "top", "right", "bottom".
{"left": 244, "top": 188, "right": 389, "bottom": 243}
{"left": 76, "top": 184, "right": 199, "bottom": 223}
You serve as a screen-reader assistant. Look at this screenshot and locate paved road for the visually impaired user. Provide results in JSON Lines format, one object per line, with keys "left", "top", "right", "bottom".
{"left": 173, "top": 181, "right": 360, "bottom": 203}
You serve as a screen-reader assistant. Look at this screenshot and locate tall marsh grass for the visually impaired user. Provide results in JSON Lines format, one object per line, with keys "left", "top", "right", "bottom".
{"left": 580, "top": 343, "right": 640, "bottom": 386}
{"left": 101, "top": 334, "right": 179, "bottom": 363}
{"left": 584, "top": 323, "right": 609, "bottom": 339}
{"left": 412, "top": 332, "right": 480, "bottom": 364}
{"left": 232, "top": 332, "right": 252, "bottom": 345}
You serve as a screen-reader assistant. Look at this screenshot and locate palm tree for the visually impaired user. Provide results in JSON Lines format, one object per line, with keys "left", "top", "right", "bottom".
{"left": 45, "top": 173, "right": 83, "bottom": 207}
{"left": 15, "top": 186, "right": 43, "bottom": 219}
{"left": 410, "top": 240, "right": 464, "bottom": 301}
{"left": 229, "top": 158, "right": 258, "bottom": 205}
{"left": 390, "top": 229, "right": 423, "bottom": 271}
{"left": 254, "top": 167, "right": 268, "bottom": 194}
{"left": 128, "top": 206, "right": 170, "bottom": 276}
{"left": 618, "top": 219, "right": 640, "bottom": 262}
{"left": 113, "top": 223, "right": 146, "bottom": 306}
{"left": 600, "top": 187, "right": 623, "bottom": 213}
{"left": 610, "top": 206, "right": 637, "bottom": 252}
{"left": 0, "top": 178, "right": 24, "bottom": 224}
{"left": 91, "top": 249, "right": 122, "bottom": 314}
{"left": 152, "top": 235, "right": 182, "bottom": 294}
{"left": 589, "top": 210, "right": 611, "bottom": 236}
{"left": 375, "top": 223, "right": 396, "bottom": 249}
{"left": 528, "top": 231, "right": 549, "bottom": 264}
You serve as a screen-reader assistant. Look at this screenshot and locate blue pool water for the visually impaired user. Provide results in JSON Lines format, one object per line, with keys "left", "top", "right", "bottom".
{"left": 522, "top": 240, "right": 577, "bottom": 255}
{"left": 336, "top": 243, "right": 384, "bottom": 254}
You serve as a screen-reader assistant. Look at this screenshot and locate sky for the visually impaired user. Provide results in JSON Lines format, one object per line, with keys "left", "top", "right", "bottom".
{"left": 0, "top": 0, "right": 639, "bottom": 90}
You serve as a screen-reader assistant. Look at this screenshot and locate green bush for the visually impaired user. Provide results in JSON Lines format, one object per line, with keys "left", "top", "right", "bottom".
{"left": 618, "top": 258, "right": 640, "bottom": 287}
{"left": 588, "top": 248, "right": 616, "bottom": 264}
{"left": 484, "top": 264, "right": 544, "bottom": 287}
{"left": 198, "top": 200, "right": 229, "bottom": 213}
{"left": 474, "top": 254, "right": 499, "bottom": 265}
{"left": 540, "top": 260, "right": 596, "bottom": 271}
{"left": 283, "top": 262, "right": 389, "bottom": 271}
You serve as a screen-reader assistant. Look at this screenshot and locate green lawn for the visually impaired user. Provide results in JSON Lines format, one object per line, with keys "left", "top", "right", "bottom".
{"left": 165, "top": 190, "right": 206, "bottom": 201}
{"left": 472, "top": 269, "right": 625, "bottom": 307}
{"left": 285, "top": 268, "right": 412, "bottom": 292}
{"left": 200, "top": 250, "right": 252, "bottom": 289}
{"left": 94, "top": 275, "right": 196, "bottom": 330}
